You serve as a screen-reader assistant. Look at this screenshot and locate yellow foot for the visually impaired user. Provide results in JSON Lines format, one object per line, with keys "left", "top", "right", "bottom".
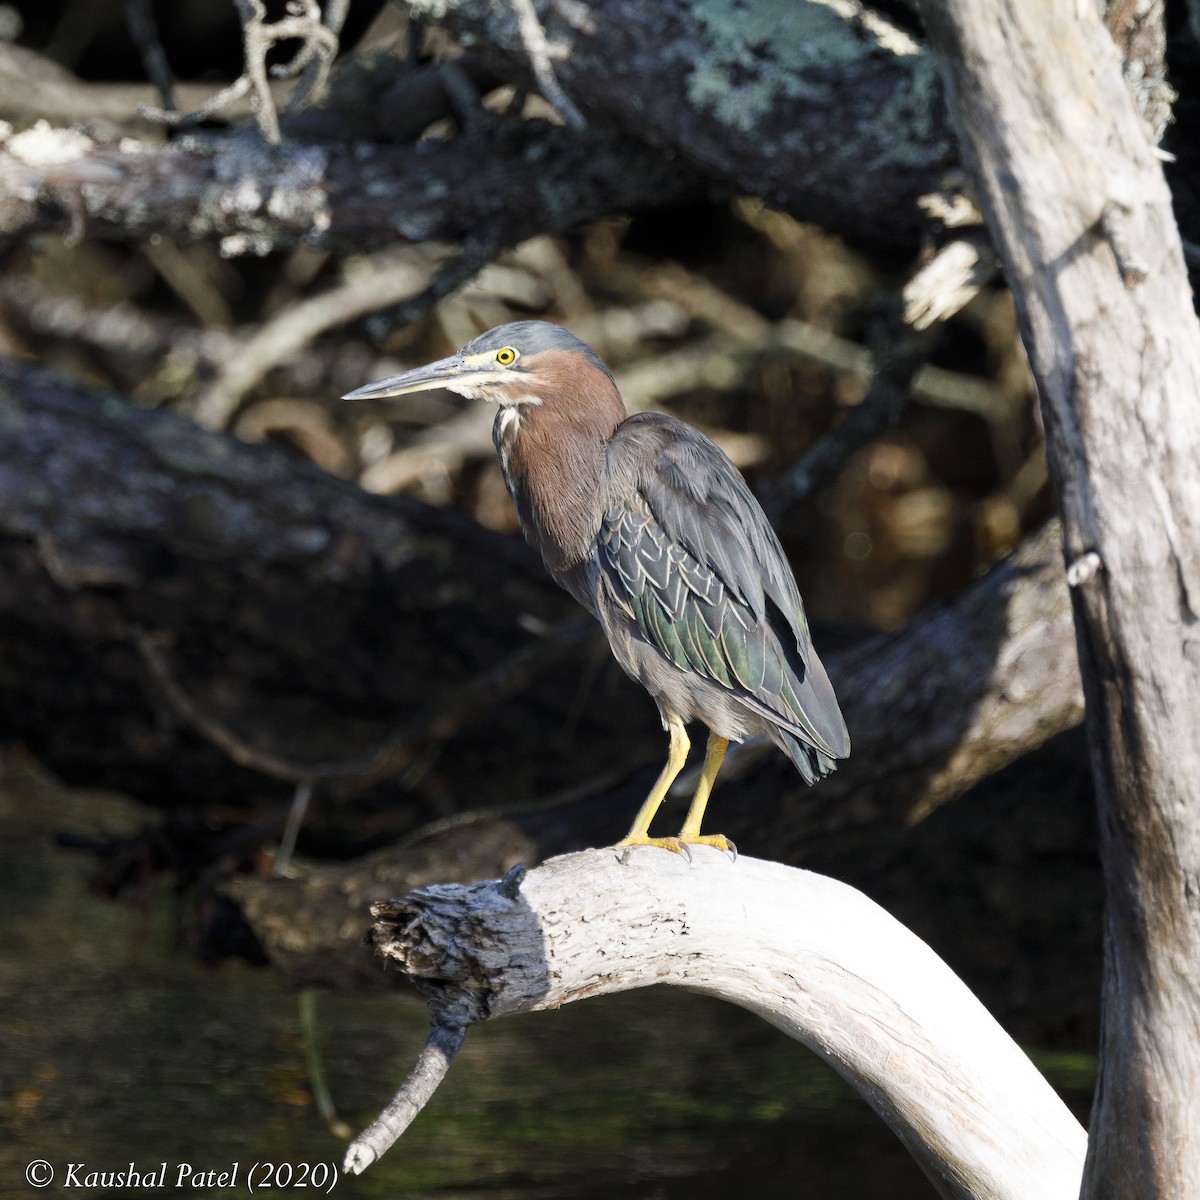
{"left": 615, "top": 834, "right": 737, "bottom": 863}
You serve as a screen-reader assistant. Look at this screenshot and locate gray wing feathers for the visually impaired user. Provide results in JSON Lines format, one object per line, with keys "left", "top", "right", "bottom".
{"left": 598, "top": 414, "right": 848, "bottom": 760}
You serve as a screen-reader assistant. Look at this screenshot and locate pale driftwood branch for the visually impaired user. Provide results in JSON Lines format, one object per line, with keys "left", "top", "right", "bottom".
{"left": 348, "top": 849, "right": 1087, "bottom": 1199}
{"left": 344, "top": 1022, "right": 466, "bottom": 1174}
{"left": 919, "top": 1, "right": 1200, "bottom": 1194}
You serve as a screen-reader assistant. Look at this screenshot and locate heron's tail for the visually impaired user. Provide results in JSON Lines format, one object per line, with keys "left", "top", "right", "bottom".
{"left": 770, "top": 727, "right": 841, "bottom": 785}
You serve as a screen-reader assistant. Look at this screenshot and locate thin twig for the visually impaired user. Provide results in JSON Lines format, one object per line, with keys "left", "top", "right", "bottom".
{"left": 275, "top": 781, "right": 314, "bottom": 874}
{"left": 331, "top": 616, "right": 596, "bottom": 797}
{"left": 140, "top": 75, "right": 253, "bottom": 130}
{"left": 124, "top": 0, "right": 177, "bottom": 112}
{"left": 134, "top": 616, "right": 593, "bottom": 797}
{"left": 344, "top": 1023, "right": 468, "bottom": 1175}
{"left": 132, "top": 629, "right": 394, "bottom": 783}
{"left": 143, "top": 0, "right": 338, "bottom": 143}
{"left": 300, "top": 989, "right": 354, "bottom": 1140}
{"left": 507, "top": 0, "right": 586, "bottom": 129}
{"left": 364, "top": 240, "right": 501, "bottom": 342}
{"left": 290, "top": 0, "right": 350, "bottom": 112}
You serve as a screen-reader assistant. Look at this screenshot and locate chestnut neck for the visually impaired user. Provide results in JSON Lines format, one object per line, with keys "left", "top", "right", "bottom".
{"left": 495, "top": 350, "right": 626, "bottom": 572}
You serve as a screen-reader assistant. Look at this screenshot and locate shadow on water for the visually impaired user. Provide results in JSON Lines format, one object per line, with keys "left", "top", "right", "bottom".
{"left": 0, "top": 761, "right": 1092, "bottom": 1199}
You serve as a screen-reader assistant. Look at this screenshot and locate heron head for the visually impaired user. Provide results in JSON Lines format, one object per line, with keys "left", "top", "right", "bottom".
{"left": 342, "top": 320, "right": 617, "bottom": 411}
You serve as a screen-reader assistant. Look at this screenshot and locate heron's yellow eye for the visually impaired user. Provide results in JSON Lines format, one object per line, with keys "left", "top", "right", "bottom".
{"left": 495, "top": 347, "right": 519, "bottom": 366}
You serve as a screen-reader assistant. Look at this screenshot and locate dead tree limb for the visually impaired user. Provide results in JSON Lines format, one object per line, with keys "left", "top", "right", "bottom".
{"left": 0, "top": 0, "right": 955, "bottom": 254}
{"left": 400, "top": 0, "right": 955, "bottom": 247}
{"left": 0, "top": 359, "right": 1080, "bottom": 835}
{"left": 0, "top": 120, "right": 702, "bottom": 257}
{"left": 348, "top": 849, "right": 1087, "bottom": 1199}
{"left": 919, "top": 1, "right": 1200, "bottom": 1195}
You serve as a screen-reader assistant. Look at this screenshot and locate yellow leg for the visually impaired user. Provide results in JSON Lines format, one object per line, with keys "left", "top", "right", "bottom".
{"left": 677, "top": 733, "right": 734, "bottom": 855}
{"left": 617, "top": 713, "right": 689, "bottom": 849}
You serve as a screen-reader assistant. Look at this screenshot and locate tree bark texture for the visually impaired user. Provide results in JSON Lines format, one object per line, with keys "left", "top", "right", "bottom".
{"left": 918, "top": 2, "right": 1200, "bottom": 1196}
{"left": 0, "top": 2, "right": 956, "bottom": 255}
{"left": 0, "top": 359, "right": 619, "bottom": 823}
{"left": 400, "top": 0, "right": 955, "bottom": 247}
{"left": 0, "top": 119, "right": 701, "bottom": 257}
{"left": 355, "top": 849, "right": 1087, "bottom": 1200}
{"left": 0, "top": 361, "right": 1081, "bottom": 826}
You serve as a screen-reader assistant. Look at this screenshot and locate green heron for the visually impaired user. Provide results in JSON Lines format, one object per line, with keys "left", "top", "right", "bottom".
{"left": 345, "top": 322, "right": 849, "bottom": 854}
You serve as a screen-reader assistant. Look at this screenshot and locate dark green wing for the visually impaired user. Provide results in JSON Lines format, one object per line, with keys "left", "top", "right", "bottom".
{"left": 597, "top": 413, "right": 849, "bottom": 760}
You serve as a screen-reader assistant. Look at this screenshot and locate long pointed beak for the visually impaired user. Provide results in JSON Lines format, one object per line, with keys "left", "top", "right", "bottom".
{"left": 342, "top": 354, "right": 471, "bottom": 401}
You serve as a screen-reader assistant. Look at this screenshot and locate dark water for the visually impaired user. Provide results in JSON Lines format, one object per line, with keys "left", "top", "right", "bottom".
{"left": 0, "top": 761, "right": 1091, "bottom": 1199}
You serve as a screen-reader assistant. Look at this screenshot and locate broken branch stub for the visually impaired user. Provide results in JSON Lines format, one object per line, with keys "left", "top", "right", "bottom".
{"left": 348, "top": 849, "right": 1086, "bottom": 1200}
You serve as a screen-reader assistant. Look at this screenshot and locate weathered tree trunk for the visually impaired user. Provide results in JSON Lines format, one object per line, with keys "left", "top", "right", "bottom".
{"left": 348, "top": 849, "right": 1088, "bottom": 1200}
{"left": 918, "top": 2, "right": 1200, "bottom": 1195}
{"left": 0, "top": 359, "right": 609, "bottom": 824}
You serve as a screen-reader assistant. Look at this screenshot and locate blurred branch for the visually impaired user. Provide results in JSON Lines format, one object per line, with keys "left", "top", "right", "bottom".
{"left": 0, "top": 359, "right": 592, "bottom": 824}
{"left": 761, "top": 309, "right": 936, "bottom": 520}
{"left": 903, "top": 233, "right": 998, "bottom": 330}
{"left": 765, "top": 232, "right": 1004, "bottom": 518}
{"left": 507, "top": 0, "right": 586, "bottom": 128}
{"left": 291, "top": 0, "right": 351, "bottom": 114}
{"left": 123, "top": 0, "right": 177, "bottom": 112}
{"left": 398, "top": 0, "right": 955, "bottom": 247}
{"left": 0, "top": 0, "right": 957, "bottom": 252}
{"left": 0, "top": 274, "right": 395, "bottom": 404}
{"left": 0, "top": 42, "right": 285, "bottom": 139}
{"left": 0, "top": 121, "right": 702, "bottom": 256}
{"left": 191, "top": 250, "right": 437, "bottom": 430}
{"left": 141, "top": 0, "right": 339, "bottom": 143}
{"left": 0, "top": 361, "right": 1077, "bottom": 861}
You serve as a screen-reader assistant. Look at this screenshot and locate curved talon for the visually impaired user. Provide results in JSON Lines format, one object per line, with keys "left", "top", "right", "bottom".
{"left": 680, "top": 833, "right": 736, "bottom": 860}
{"left": 614, "top": 833, "right": 735, "bottom": 864}
{"left": 615, "top": 834, "right": 691, "bottom": 859}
